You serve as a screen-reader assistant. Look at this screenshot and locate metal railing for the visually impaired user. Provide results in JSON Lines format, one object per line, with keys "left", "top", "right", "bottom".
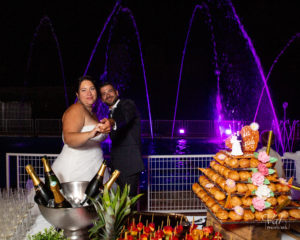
{"left": 147, "top": 154, "right": 214, "bottom": 213}
{"left": 5, "top": 153, "right": 297, "bottom": 213}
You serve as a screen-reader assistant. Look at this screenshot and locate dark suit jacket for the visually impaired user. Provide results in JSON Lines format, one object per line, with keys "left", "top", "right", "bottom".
{"left": 110, "top": 99, "right": 145, "bottom": 177}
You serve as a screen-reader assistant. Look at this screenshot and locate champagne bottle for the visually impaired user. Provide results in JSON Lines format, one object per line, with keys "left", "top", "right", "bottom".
{"left": 80, "top": 161, "right": 107, "bottom": 205}
{"left": 93, "top": 169, "right": 121, "bottom": 203}
{"left": 41, "top": 156, "right": 62, "bottom": 191}
{"left": 25, "top": 164, "right": 54, "bottom": 206}
{"left": 50, "top": 181, "right": 72, "bottom": 208}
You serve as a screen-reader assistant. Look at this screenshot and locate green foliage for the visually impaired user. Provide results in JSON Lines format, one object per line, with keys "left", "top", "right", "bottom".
{"left": 27, "top": 227, "right": 69, "bottom": 240}
{"left": 89, "top": 184, "right": 143, "bottom": 240}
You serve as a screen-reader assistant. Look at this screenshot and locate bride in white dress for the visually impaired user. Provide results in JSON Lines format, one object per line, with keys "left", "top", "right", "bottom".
{"left": 51, "top": 76, "right": 111, "bottom": 183}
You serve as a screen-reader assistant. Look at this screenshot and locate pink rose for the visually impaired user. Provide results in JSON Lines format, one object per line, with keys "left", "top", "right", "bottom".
{"left": 251, "top": 172, "right": 265, "bottom": 186}
{"left": 279, "top": 178, "right": 288, "bottom": 185}
{"left": 258, "top": 151, "right": 270, "bottom": 163}
{"left": 205, "top": 183, "right": 214, "bottom": 189}
{"left": 252, "top": 197, "right": 265, "bottom": 211}
{"left": 234, "top": 206, "right": 244, "bottom": 216}
{"left": 258, "top": 163, "right": 269, "bottom": 176}
{"left": 226, "top": 179, "right": 236, "bottom": 188}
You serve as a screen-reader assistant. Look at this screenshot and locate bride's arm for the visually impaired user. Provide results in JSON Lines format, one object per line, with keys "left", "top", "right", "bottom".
{"left": 62, "top": 104, "right": 101, "bottom": 148}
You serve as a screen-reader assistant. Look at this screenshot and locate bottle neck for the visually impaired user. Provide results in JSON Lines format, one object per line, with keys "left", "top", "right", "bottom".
{"left": 104, "top": 170, "right": 120, "bottom": 190}
{"left": 97, "top": 162, "right": 107, "bottom": 178}
{"left": 25, "top": 165, "right": 41, "bottom": 186}
{"left": 42, "top": 157, "right": 51, "bottom": 173}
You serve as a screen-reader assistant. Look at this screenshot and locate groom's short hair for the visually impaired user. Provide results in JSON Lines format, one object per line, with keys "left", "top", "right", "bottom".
{"left": 99, "top": 82, "right": 117, "bottom": 92}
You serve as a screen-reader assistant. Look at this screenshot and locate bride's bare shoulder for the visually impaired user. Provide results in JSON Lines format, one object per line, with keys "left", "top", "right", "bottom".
{"left": 62, "top": 102, "right": 85, "bottom": 121}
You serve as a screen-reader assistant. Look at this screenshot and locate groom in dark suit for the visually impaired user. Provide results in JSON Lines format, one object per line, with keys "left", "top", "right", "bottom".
{"left": 99, "top": 82, "right": 145, "bottom": 196}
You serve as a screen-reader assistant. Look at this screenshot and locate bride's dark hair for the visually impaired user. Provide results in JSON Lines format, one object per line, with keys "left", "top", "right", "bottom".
{"left": 77, "top": 75, "right": 98, "bottom": 93}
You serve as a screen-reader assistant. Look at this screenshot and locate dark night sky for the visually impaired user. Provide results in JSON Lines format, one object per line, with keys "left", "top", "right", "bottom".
{"left": 0, "top": 0, "right": 299, "bottom": 120}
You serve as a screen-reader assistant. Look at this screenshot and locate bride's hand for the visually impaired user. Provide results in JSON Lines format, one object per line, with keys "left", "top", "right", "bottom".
{"left": 89, "top": 123, "right": 103, "bottom": 138}
{"left": 99, "top": 118, "right": 111, "bottom": 134}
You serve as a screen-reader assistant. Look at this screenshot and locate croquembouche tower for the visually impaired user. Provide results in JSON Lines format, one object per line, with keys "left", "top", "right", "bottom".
{"left": 193, "top": 122, "right": 300, "bottom": 223}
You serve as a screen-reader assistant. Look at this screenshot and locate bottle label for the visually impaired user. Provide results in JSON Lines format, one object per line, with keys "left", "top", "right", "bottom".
{"left": 50, "top": 181, "right": 57, "bottom": 187}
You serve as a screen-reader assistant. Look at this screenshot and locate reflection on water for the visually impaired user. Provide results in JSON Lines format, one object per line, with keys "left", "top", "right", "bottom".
{"left": 140, "top": 138, "right": 224, "bottom": 155}
{"left": 0, "top": 136, "right": 249, "bottom": 156}
{"left": 175, "top": 139, "right": 188, "bottom": 155}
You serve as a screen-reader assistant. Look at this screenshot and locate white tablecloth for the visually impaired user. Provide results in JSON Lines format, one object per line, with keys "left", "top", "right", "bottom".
{"left": 26, "top": 215, "right": 51, "bottom": 237}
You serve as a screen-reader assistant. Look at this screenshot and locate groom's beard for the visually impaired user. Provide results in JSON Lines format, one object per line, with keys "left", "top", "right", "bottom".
{"left": 106, "top": 97, "right": 119, "bottom": 107}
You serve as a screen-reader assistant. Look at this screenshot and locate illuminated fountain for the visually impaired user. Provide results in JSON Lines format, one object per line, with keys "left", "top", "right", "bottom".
{"left": 26, "top": 16, "right": 69, "bottom": 107}
{"left": 172, "top": 2, "right": 220, "bottom": 138}
{"left": 253, "top": 33, "right": 300, "bottom": 153}
{"left": 171, "top": 0, "right": 298, "bottom": 153}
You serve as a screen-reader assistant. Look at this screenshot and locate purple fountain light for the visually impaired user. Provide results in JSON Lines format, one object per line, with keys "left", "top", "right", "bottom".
{"left": 96, "top": 9, "right": 121, "bottom": 120}
{"left": 172, "top": 3, "right": 221, "bottom": 137}
{"left": 26, "top": 16, "right": 69, "bottom": 107}
{"left": 227, "top": 0, "right": 284, "bottom": 152}
{"left": 120, "top": 7, "right": 153, "bottom": 138}
{"left": 254, "top": 33, "right": 300, "bottom": 122}
{"left": 83, "top": 2, "right": 121, "bottom": 75}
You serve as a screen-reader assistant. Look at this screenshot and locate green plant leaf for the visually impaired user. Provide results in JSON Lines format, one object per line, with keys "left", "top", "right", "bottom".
{"left": 268, "top": 169, "right": 275, "bottom": 175}
{"left": 27, "top": 227, "right": 68, "bottom": 240}
{"left": 263, "top": 178, "right": 270, "bottom": 184}
{"left": 111, "top": 188, "right": 119, "bottom": 210}
{"left": 265, "top": 201, "right": 271, "bottom": 208}
{"left": 89, "top": 183, "right": 143, "bottom": 240}
{"left": 103, "top": 186, "right": 111, "bottom": 208}
{"left": 270, "top": 157, "right": 278, "bottom": 163}
{"left": 116, "top": 184, "right": 129, "bottom": 215}
{"left": 114, "top": 200, "right": 121, "bottom": 215}
{"left": 130, "top": 193, "right": 143, "bottom": 206}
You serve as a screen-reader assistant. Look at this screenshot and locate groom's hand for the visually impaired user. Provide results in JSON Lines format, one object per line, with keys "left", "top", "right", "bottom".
{"left": 99, "top": 118, "right": 112, "bottom": 133}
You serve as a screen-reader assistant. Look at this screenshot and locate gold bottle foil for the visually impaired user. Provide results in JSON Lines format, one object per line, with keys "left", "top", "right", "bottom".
{"left": 25, "top": 164, "right": 41, "bottom": 186}
{"left": 41, "top": 157, "right": 51, "bottom": 173}
{"left": 97, "top": 162, "right": 107, "bottom": 177}
{"left": 105, "top": 170, "right": 120, "bottom": 190}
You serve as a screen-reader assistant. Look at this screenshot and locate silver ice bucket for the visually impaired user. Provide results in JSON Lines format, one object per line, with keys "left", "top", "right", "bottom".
{"left": 38, "top": 181, "right": 98, "bottom": 240}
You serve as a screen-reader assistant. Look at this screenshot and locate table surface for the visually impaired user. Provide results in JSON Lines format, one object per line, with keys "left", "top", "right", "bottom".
{"left": 26, "top": 213, "right": 300, "bottom": 240}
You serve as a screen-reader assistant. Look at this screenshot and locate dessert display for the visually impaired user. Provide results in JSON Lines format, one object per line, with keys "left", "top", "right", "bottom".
{"left": 193, "top": 123, "right": 300, "bottom": 223}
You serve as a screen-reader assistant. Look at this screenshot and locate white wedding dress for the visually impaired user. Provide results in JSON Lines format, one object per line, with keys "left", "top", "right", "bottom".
{"left": 52, "top": 125, "right": 110, "bottom": 183}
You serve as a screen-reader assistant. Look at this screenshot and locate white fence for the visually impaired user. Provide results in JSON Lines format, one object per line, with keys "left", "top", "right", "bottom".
{"left": 6, "top": 153, "right": 59, "bottom": 190}
{"left": 5, "top": 153, "right": 297, "bottom": 213}
{"left": 147, "top": 154, "right": 214, "bottom": 213}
